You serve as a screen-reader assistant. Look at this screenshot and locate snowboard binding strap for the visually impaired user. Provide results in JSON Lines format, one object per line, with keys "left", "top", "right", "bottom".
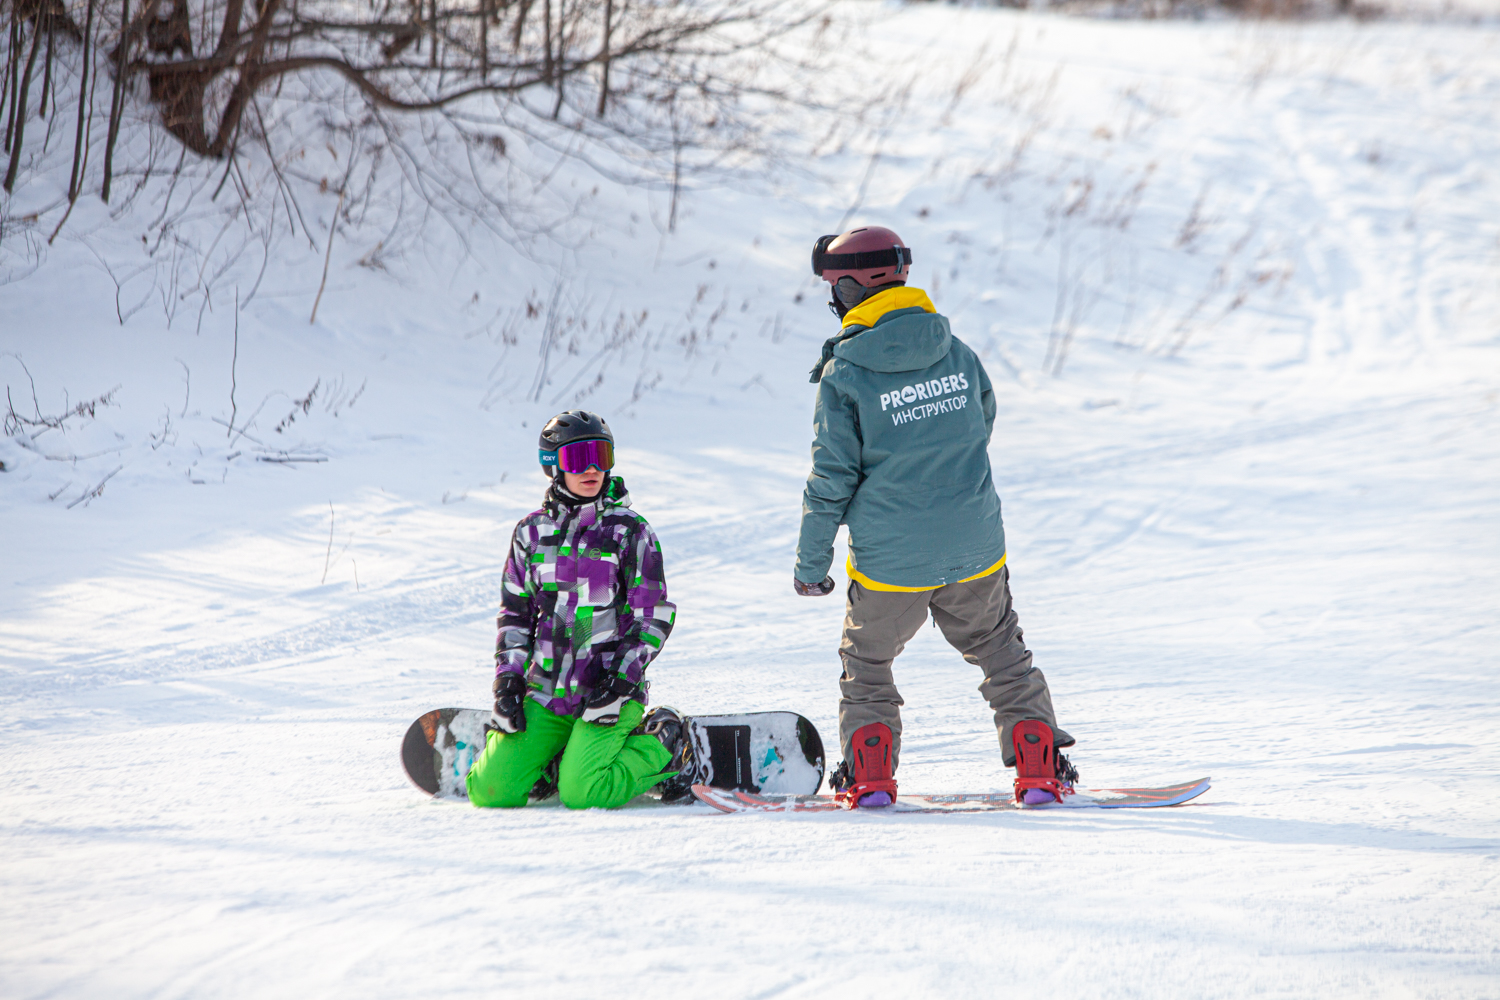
{"left": 1012, "top": 719, "right": 1074, "bottom": 805}
{"left": 834, "top": 777, "right": 900, "bottom": 809}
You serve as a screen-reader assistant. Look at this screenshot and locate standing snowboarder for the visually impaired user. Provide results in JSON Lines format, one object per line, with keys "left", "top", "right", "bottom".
{"left": 795, "top": 226, "right": 1077, "bottom": 808}
{"left": 466, "top": 410, "right": 695, "bottom": 809}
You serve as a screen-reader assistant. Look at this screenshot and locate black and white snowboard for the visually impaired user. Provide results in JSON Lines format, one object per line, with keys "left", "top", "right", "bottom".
{"left": 400, "top": 707, "right": 826, "bottom": 801}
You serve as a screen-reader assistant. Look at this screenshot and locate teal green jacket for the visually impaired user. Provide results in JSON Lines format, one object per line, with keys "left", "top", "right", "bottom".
{"left": 795, "top": 287, "right": 1007, "bottom": 591}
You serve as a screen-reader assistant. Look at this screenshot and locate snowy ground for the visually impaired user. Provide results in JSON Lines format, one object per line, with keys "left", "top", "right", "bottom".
{"left": 3, "top": 7, "right": 1499, "bottom": 998}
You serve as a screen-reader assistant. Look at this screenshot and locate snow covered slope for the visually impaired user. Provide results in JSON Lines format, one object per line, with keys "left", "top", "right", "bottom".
{"left": 2, "top": 8, "right": 1498, "bottom": 998}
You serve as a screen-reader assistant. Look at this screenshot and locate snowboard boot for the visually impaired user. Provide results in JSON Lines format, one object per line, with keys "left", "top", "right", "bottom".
{"left": 1011, "top": 719, "right": 1078, "bottom": 805}
{"left": 831, "top": 722, "right": 899, "bottom": 809}
{"left": 637, "top": 706, "right": 702, "bottom": 804}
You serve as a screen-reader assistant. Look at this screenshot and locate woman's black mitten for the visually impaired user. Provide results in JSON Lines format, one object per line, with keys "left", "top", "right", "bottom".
{"left": 491, "top": 672, "right": 528, "bottom": 734}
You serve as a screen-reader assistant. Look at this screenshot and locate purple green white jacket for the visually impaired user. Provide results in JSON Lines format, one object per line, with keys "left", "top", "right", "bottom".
{"left": 495, "top": 477, "right": 676, "bottom": 717}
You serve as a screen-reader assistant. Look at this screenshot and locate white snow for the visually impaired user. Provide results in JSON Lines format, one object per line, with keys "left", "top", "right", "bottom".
{"left": 3, "top": 7, "right": 1499, "bottom": 998}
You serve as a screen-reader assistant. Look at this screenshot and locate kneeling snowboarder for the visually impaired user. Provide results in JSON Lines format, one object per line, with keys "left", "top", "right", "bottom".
{"left": 465, "top": 410, "right": 694, "bottom": 808}
{"left": 795, "top": 226, "right": 1078, "bottom": 808}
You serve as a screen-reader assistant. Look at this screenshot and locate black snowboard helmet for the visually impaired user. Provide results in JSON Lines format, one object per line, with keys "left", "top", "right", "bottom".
{"left": 537, "top": 410, "right": 614, "bottom": 478}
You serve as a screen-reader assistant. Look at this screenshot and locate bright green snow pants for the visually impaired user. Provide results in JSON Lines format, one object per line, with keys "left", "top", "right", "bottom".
{"left": 465, "top": 698, "right": 673, "bottom": 809}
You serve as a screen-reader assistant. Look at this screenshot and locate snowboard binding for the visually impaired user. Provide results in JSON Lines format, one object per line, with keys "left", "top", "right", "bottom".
{"left": 832, "top": 722, "right": 899, "bottom": 809}
{"left": 638, "top": 706, "right": 704, "bottom": 804}
{"left": 1011, "top": 719, "right": 1078, "bottom": 805}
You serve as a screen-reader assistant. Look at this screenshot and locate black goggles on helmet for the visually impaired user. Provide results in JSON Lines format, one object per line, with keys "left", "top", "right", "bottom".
{"left": 810, "top": 235, "right": 913, "bottom": 277}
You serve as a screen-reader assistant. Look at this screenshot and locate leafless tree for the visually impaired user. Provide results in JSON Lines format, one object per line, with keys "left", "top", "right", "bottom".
{"left": 2, "top": 0, "right": 822, "bottom": 202}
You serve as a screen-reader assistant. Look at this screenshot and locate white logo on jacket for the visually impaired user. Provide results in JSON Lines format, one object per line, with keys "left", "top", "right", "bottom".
{"left": 891, "top": 394, "right": 968, "bottom": 425}
{"left": 879, "top": 372, "right": 970, "bottom": 412}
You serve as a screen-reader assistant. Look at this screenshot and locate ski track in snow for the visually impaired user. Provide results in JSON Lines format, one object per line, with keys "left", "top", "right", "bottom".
{"left": 3, "top": 10, "right": 1499, "bottom": 999}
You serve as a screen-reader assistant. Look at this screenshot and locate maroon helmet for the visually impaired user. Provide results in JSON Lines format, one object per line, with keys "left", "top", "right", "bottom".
{"left": 811, "top": 226, "right": 912, "bottom": 288}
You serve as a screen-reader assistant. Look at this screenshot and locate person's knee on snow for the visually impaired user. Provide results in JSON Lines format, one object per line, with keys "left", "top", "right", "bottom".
{"left": 466, "top": 732, "right": 541, "bottom": 808}
{"left": 555, "top": 700, "right": 670, "bottom": 809}
{"left": 466, "top": 699, "right": 573, "bottom": 808}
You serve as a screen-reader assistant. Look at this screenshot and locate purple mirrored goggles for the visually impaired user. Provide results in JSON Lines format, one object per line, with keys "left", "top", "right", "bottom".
{"left": 539, "top": 438, "right": 614, "bottom": 474}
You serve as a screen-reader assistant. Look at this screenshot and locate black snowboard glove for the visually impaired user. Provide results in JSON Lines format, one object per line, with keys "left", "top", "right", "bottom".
{"left": 581, "top": 673, "right": 646, "bottom": 725}
{"left": 793, "top": 575, "right": 836, "bottom": 597}
{"left": 490, "top": 672, "right": 528, "bottom": 734}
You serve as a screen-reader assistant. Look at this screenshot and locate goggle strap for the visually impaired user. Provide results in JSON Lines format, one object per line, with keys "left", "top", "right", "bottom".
{"left": 811, "top": 245, "right": 912, "bottom": 276}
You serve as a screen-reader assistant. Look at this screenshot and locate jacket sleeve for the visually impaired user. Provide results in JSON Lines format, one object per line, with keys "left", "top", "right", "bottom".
{"left": 795, "top": 370, "right": 863, "bottom": 583}
{"left": 977, "top": 357, "right": 996, "bottom": 441}
{"left": 494, "top": 524, "right": 535, "bottom": 679}
{"left": 608, "top": 517, "right": 676, "bottom": 685}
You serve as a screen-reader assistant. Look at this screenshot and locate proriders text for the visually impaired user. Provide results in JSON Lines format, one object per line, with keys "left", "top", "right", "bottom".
{"left": 880, "top": 373, "right": 970, "bottom": 412}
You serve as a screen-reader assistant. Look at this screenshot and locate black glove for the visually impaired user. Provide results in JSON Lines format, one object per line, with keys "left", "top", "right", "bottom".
{"left": 581, "top": 673, "right": 646, "bottom": 724}
{"left": 793, "top": 575, "right": 836, "bottom": 597}
{"left": 490, "top": 672, "right": 528, "bottom": 734}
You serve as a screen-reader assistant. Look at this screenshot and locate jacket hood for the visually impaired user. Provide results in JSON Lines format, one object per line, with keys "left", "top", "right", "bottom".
{"left": 835, "top": 288, "right": 951, "bottom": 374}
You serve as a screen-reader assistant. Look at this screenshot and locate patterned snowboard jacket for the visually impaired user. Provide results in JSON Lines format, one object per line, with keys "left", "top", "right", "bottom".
{"left": 496, "top": 477, "right": 676, "bottom": 717}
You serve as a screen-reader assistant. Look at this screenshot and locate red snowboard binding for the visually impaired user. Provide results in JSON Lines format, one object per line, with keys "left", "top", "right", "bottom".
{"left": 832, "top": 723, "right": 899, "bottom": 809}
{"left": 1012, "top": 719, "right": 1075, "bottom": 805}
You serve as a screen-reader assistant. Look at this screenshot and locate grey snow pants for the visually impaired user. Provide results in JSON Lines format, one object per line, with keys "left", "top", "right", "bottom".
{"left": 838, "top": 565, "right": 1073, "bottom": 771}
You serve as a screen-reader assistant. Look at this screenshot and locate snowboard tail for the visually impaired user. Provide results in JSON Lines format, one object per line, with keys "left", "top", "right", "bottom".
{"left": 691, "top": 777, "right": 1211, "bottom": 814}
{"left": 402, "top": 708, "right": 489, "bottom": 798}
{"left": 684, "top": 712, "right": 825, "bottom": 796}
